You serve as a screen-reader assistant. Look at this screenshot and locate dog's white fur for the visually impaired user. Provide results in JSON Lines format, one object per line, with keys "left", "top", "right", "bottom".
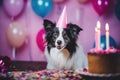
{"left": 45, "top": 41, "right": 88, "bottom": 70}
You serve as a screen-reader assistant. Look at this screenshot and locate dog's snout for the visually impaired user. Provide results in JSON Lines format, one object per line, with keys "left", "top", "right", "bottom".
{"left": 57, "top": 40, "right": 62, "bottom": 45}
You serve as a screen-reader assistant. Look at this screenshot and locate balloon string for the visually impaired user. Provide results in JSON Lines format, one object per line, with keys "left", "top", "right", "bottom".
{"left": 12, "top": 47, "right": 16, "bottom": 60}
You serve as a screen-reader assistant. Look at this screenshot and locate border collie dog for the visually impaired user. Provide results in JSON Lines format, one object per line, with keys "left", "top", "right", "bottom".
{"left": 44, "top": 19, "right": 88, "bottom": 70}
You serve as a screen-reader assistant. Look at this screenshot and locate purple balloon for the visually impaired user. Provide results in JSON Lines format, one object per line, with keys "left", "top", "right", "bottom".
{"left": 91, "top": 0, "right": 110, "bottom": 15}
{"left": 3, "top": 0, "right": 24, "bottom": 17}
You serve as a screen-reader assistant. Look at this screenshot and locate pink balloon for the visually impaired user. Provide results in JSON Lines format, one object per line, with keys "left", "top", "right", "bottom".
{"left": 36, "top": 28, "right": 46, "bottom": 52}
{"left": 3, "top": 0, "right": 24, "bottom": 17}
{"left": 91, "top": 0, "right": 110, "bottom": 15}
{"left": 6, "top": 22, "right": 26, "bottom": 48}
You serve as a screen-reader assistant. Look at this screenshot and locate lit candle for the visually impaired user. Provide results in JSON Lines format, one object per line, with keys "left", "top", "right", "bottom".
{"left": 96, "top": 20, "right": 101, "bottom": 50}
{"left": 95, "top": 27, "right": 98, "bottom": 50}
{"left": 105, "top": 23, "right": 109, "bottom": 50}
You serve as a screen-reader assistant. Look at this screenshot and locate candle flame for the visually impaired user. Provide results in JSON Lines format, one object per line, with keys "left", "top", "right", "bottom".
{"left": 97, "top": 20, "right": 100, "bottom": 29}
{"left": 105, "top": 23, "right": 109, "bottom": 31}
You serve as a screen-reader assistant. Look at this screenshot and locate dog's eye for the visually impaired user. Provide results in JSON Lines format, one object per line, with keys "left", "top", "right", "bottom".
{"left": 53, "top": 33, "right": 58, "bottom": 37}
{"left": 63, "top": 31, "right": 67, "bottom": 37}
{"left": 63, "top": 32, "right": 69, "bottom": 40}
{"left": 63, "top": 33, "right": 67, "bottom": 37}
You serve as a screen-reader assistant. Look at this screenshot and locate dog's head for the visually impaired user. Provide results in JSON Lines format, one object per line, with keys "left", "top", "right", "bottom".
{"left": 43, "top": 19, "right": 82, "bottom": 50}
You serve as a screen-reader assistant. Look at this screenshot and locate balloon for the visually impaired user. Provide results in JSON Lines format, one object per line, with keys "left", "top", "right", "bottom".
{"left": 115, "top": 2, "right": 120, "bottom": 20}
{"left": 3, "top": 0, "right": 24, "bottom": 17}
{"left": 31, "top": 0, "right": 53, "bottom": 18}
{"left": 53, "top": 0, "right": 66, "bottom": 3}
{"left": 6, "top": 22, "right": 26, "bottom": 48}
{"left": 93, "top": 35, "right": 117, "bottom": 50}
{"left": 77, "top": 0, "right": 89, "bottom": 4}
{"left": 36, "top": 28, "right": 46, "bottom": 52}
{"left": 91, "top": 0, "right": 110, "bottom": 15}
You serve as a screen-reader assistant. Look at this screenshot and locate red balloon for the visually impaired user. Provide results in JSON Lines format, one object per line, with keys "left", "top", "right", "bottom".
{"left": 36, "top": 28, "right": 46, "bottom": 52}
{"left": 91, "top": 0, "right": 110, "bottom": 15}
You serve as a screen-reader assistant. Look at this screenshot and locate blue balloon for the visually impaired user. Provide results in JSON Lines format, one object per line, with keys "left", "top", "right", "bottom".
{"left": 93, "top": 35, "right": 117, "bottom": 50}
{"left": 115, "top": 2, "right": 120, "bottom": 20}
{"left": 31, "top": 0, "right": 53, "bottom": 18}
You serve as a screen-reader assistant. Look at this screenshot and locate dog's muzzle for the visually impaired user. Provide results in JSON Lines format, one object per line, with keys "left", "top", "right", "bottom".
{"left": 56, "top": 40, "right": 64, "bottom": 49}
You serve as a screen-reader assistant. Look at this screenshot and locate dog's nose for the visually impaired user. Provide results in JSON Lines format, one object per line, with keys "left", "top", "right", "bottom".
{"left": 57, "top": 40, "right": 62, "bottom": 45}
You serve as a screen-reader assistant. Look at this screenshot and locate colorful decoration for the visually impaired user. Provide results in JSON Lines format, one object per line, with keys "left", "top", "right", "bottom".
{"left": 3, "top": 0, "right": 24, "bottom": 18}
{"left": 77, "top": 0, "right": 89, "bottom": 4}
{"left": 115, "top": 2, "right": 120, "bottom": 20}
{"left": 31, "top": 0, "right": 53, "bottom": 18}
{"left": 56, "top": 6, "right": 67, "bottom": 28}
{"left": 0, "top": 70, "right": 83, "bottom": 79}
{"left": 91, "top": 0, "right": 110, "bottom": 15}
{"left": 36, "top": 28, "right": 46, "bottom": 52}
{"left": 6, "top": 22, "right": 26, "bottom": 48}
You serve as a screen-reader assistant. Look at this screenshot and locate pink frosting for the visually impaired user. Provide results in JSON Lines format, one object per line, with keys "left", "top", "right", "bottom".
{"left": 90, "top": 47, "right": 120, "bottom": 54}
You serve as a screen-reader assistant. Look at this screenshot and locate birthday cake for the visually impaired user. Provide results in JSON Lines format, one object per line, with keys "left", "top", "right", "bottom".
{"left": 87, "top": 21, "right": 120, "bottom": 74}
{"left": 88, "top": 48, "right": 120, "bottom": 74}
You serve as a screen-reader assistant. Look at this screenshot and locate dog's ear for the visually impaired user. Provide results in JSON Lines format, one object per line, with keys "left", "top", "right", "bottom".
{"left": 43, "top": 19, "right": 55, "bottom": 32}
{"left": 67, "top": 23, "right": 83, "bottom": 36}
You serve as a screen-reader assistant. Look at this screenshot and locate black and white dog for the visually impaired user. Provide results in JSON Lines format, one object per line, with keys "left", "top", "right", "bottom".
{"left": 44, "top": 19, "right": 88, "bottom": 70}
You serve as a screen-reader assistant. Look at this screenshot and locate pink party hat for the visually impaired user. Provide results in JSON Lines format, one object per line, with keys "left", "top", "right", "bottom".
{"left": 56, "top": 6, "right": 67, "bottom": 28}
